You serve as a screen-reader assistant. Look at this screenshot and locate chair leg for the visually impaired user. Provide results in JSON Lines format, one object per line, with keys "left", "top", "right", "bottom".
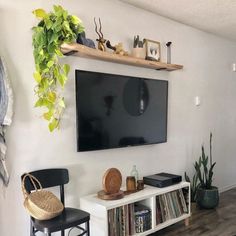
{"left": 61, "top": 230, "right": 65, "bottom": 236}
{"left": 85, "top": 221, "right": 90, "bottom": 236}
{"left": 30, "top": 220, "right": 35, "bottom": 236}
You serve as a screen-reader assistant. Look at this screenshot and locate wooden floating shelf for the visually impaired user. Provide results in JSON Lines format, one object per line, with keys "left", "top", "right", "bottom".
{"left": 61, "top": 43, "right": 183, "bottom": 71}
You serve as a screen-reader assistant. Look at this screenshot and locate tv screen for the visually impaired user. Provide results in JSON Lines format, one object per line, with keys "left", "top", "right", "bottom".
{"left": 75, "top": 70, "right": 168, "bottom": 152}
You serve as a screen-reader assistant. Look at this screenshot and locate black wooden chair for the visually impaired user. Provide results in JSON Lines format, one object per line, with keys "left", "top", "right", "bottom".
{"left": 21, "top": 168, "right": 90, "bottom": 236}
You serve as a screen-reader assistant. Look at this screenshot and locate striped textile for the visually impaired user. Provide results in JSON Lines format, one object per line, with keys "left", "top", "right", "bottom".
{"left": 0, "top": 57, "right": 13, "bottom": 186}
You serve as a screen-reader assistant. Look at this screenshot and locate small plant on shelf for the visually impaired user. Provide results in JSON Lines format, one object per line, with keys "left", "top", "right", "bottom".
{"left": 32, "top": 5, "right": 84, "bottom": 131}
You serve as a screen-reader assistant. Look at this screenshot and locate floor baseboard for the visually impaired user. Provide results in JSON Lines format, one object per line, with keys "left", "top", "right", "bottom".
{"left": 219, "top": 183, "right": 236, "bottom": 193}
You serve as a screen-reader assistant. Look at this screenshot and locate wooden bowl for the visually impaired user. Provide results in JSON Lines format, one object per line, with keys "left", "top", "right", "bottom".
{"left": 97, "top": 190, "right": 124, "bottom": 200}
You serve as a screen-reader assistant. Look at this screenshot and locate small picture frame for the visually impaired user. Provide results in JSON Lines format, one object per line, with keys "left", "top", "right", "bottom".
{"left": 144, "top": 39, "right": 161, "bottom": 61}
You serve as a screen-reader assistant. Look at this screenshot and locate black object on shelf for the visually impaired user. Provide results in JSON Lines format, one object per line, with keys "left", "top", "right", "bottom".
{"left": 166, "top": 41, "right": 172, "bottom": 64}
{"left": 143, "top": 172, "right": 182, "bottom": 188}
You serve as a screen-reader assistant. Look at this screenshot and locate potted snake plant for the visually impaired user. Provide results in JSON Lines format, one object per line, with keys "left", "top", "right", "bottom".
{"left": 194, "top": 133, "right": 219, "bottom": 209}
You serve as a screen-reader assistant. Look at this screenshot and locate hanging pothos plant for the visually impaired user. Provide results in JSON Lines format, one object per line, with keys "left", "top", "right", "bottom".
{"left": 32, "top": 5, "right": 84, "bottom": 131}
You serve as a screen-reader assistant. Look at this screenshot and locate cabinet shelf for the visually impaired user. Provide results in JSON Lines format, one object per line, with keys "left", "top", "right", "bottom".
{"left": 80, "top": 182, "right": 191, "bottom": 236}
{"left": 61, "top": 43, "right": 183, "bottom": 71}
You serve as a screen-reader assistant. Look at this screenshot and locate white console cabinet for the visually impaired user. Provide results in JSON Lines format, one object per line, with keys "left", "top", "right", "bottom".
{"left": 80, "top": 182, "right": 191, "bottom": 236}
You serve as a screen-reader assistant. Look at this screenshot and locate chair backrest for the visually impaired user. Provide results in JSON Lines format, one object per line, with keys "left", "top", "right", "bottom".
{"left": 21, "top": 168, "right": 69, "bottom": 205}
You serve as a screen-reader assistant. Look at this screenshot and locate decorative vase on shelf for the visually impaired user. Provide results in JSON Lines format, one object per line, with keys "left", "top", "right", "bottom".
{"left": 126, "top": 176, "right": 136, "bottom": 192}
{"left": 131, "top": 47, "right": 146, "bottom": 59}
{"left": 130, "top": 165, "right": 139, "bottom": 182}
{"left": 132, "top": 35, "right": 145, "bottom": 59}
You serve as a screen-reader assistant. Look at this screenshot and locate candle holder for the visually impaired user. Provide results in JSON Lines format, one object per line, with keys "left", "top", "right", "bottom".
{"left": 137, "top": 180, "right": 144, "bottom": 190}
{"left": 126, "top": 176, "right": 136, "bottom": 192}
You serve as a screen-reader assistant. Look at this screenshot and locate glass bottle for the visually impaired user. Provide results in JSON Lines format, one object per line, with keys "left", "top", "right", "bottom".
{"left": 130, "top": 165, "right": 139, "bottom": 182}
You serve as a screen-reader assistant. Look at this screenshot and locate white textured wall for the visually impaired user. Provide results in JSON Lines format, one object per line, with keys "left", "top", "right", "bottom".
{"left": 0, "top": 0, "right": 236, "bottom": 235}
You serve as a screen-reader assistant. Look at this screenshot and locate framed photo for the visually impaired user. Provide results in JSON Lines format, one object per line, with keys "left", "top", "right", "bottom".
{"left": 144, "top": 39, "right": 161, "bottom": 61}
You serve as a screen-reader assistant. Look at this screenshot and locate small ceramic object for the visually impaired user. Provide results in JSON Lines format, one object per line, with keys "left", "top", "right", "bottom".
{"left": 137, "top": 180, "right": 144, "bottom": 190}
{"left": 131, "top": 47, "right": 146, "bottom": 59}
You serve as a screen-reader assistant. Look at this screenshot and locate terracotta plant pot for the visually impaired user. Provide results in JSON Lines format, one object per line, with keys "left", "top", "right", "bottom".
{"left": 196, "top": 186, "right": 219, "bottom": 209}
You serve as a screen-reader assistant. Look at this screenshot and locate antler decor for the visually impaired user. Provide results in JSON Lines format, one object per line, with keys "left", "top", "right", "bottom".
{"left": 94, "top": 17, "right": 106, "bottom": 51}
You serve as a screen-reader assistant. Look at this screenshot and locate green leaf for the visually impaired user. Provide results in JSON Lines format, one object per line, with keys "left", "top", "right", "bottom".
{"left": 47, "top": 44, "right": 57, "bottom": 54}
{"left": 33, "top": 71, "right": 42, "bottom": 83}
{"left": 48, "top": 91, "right": 56, "bottom": 102}
{"left": 77, "top": 25, "right": 85, "bottom": 34}
{"left": 63, "top": 10, "right": 68, "bottom": 20}
{"left": 47, "top": 60, "right": 54, "bottom": 68}
{"left": 39, "top": 49, "right": 44, "bottom": 56}
{"left": 53, "top": 67, "right": 59, "bottom": 78}
{"left": 53, "top": 5, "right": 63, "bottom": 14}
{"left": 184, "top": 172, "right": 190, "bottom": 182}
{"left": 63, "top": 64, "right": 70, "bottom": 75}
{"left": 49, "top": 118, "right": 59, "bottom": 132}
{"left": 57, "top": 74, "right": 67, "bottom": 87}
{"left": 42, "top": 68, "right": 50, "bottom": 73}
{"left": 55, "top": 49, "right": 64, "bottom": 57}
{"left": 44, "top": 18, "right": 53, "bottom": 29}
{"left": 59, "top": 98, "right": 65, "bottom": 108}
{"left": 34, "top": 98, "right": 44, "bottom": 107}
{"left": 45, "top": 102, "right": 54, "bottom": 110}
{"left": 63, "top": 21, "right": 71, "bottom": 32}
{"left": 43, "top": 110, "right": 53, "bottom": 121}
{"left": 33, "top": 9, "right": 47, "bottom": 18}
{"left": 49, "top": 34, "right": 59, "bottom": 44}
{"left": 54, "top": 25, "right": 62, "bottom": 33}
{"left": 71, "top": 15, "right": 81, "bottom": 25}
{"left": 33, "top": 27, "right": 45, "bottom": 45}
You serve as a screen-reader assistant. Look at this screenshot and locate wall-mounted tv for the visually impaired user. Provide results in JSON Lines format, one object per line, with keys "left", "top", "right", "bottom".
{"left": 75, "top": 70, "right": 168, "bottom": 152}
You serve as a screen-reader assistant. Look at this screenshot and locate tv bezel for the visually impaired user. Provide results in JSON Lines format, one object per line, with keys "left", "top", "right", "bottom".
{"left": 75, "top": 70, "right": 168, "bottom": 152}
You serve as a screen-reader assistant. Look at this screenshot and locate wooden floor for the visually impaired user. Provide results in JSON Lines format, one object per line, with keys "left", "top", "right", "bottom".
{"left": 150, "top": 188, "right": 236, "bottom": 236}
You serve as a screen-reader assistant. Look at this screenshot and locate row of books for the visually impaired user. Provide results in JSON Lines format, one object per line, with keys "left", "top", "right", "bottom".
{"left": 108, "top": 203, "right": 152, "bottom": 235}
{"left": 156, "top": 188, "right": 188, "bottom": 224}
{"left": 108, "top": 205, "right": 129, "bottom": 236}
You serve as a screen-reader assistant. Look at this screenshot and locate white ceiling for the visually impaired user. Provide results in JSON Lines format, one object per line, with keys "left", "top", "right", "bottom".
{"left": 121, "top": 0, "right": 236, "bottom": 41}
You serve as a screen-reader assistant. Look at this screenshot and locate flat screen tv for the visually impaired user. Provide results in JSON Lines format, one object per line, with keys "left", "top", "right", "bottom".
{"left": 75, "top": 70, "right": 168, "bottom": 152}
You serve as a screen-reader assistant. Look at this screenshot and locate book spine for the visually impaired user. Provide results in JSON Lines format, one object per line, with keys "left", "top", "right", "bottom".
{"left": 163, "top": 194, "right": 171, "bottom": 220}
{"left": 178, "top": 189, "right": 188, "bottom": 213}
{"left": 174, "top": 191, "right": 183, "bottom": 216}
{"left": 166, "top": 192, "right": 176, "bottom": 219}
{"left": 134, "top": 204, "right": 151, "bottom": 233}
{"left": 159, "top": 195, "right": 166, "bottom": 222}
{"left": 156, "top": 195, "right": 163, "bottom": 224}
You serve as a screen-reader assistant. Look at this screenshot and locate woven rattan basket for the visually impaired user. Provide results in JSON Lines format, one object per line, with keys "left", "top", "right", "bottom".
{"left": 21, "top": 173, "right": 64, "bottom": 220}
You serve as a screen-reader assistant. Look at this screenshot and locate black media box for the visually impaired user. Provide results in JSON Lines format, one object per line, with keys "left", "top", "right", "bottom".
{"left": 143, "top": 172, "right": 182, "bottom": 188}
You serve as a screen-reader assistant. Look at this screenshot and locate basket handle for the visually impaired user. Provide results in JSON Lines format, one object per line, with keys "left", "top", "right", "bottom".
{"left": 21, "top": 173, "right": 43, "bottom": 199}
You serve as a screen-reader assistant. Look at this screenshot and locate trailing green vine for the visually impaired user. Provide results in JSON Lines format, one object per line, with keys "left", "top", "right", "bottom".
{"left": 32, "top": 5, "right": 84, "bottom": 131}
